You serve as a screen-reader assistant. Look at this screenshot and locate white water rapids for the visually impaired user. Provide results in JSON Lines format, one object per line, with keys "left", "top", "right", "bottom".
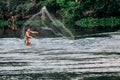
{"left": 0, "top": 34, "right": 120, "bottom": 79}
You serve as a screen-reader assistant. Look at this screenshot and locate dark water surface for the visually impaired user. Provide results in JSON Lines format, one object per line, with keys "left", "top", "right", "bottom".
{"left": 0, "top": 34, "right": 120, "bottom": 80}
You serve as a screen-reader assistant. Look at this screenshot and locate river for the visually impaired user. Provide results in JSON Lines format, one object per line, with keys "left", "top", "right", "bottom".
{"left": 0, "top": 33, "right": 120, "bottom": 80}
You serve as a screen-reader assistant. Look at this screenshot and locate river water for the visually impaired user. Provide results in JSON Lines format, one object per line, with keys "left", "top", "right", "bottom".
{"left": 0, "top": 34, "right": 120, "bottom": 80}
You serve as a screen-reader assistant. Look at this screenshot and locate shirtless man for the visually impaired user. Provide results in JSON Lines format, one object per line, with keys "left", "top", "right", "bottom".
{"left": 25, "top": 28, "right": 38, "bottom": 45}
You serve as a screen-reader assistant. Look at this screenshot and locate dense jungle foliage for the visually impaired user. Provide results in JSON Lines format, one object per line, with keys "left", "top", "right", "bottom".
{"left": 0, "top": 0, "right": 120, "bottom": 37}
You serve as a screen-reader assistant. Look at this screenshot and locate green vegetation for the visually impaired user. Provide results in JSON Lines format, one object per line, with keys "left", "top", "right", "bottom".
{"left": 0, "top": 20, "right": 24, "bottom": 27}
{"left": 76, "top": 17, "right": 120, "bottom": 28}
{"left": 0, "top": 20, "right": 8, "bottom": 27}
{"left": 26, "top": 20, "right": 42, "bottom": 26}
{"left": 0, "top": 0, "right": 120, "bottom": 37}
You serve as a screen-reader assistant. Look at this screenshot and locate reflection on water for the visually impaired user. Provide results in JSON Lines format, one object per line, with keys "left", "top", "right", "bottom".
{"left": 0, "top": 34, "right": 120, "bottom": 80}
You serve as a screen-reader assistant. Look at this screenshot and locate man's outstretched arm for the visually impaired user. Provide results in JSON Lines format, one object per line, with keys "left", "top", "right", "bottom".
{"left": 30, "top": 31, "right": 39, "bottom": 34}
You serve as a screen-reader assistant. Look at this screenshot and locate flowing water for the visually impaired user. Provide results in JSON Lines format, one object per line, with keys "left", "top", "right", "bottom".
{"left": 0, "top": 33, "right": 120, "bottom": 80}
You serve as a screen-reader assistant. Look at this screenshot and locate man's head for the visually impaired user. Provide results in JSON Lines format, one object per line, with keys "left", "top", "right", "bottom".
{"left": 26, "top": 27, "right": 31, "bottom": 31}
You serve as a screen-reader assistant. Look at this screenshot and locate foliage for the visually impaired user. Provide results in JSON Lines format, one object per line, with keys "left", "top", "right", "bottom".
{"left": 0, "top": 20, "right": 8, "bottom": 27}
{"left": 0, "top": 0, "right": 119, "bottom": 20}
{"left": 0, "top": 20, "right": 25, "bottom": 27}
{"left": 75, "top": 17, "right": 120, "bottom": 28}
{"left": 0, "top": 0, "right": 120, "bottom": 35}
{"left": 26, "top": 20, "right": 42, "bottom": 26}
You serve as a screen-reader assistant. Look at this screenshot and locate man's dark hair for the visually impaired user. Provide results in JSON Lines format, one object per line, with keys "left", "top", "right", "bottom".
{"left": 25, "top": 27, "right": 31, "bottom": 31}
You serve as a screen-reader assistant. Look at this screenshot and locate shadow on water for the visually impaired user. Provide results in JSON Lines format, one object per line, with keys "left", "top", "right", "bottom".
{"left": 0, "top": 62, "right": 28, "bottom": 66}
{"left": 0, "top": 72, "right": 120, "bottom": 80}
{"left": 74, "top": 32, "right": 120, "bottom": 40}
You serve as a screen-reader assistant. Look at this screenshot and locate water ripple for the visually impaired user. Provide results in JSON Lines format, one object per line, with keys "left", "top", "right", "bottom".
{"left": 0, "top": 35, "right": 120, "bottom": 79}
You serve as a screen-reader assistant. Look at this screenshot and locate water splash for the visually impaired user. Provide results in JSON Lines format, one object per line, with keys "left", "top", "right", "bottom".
{"left": 22, "top": 6, "right": 74, "bottom": 38}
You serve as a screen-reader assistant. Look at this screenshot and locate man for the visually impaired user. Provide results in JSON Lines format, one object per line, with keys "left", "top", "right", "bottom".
{"left": 25, "top": 28, "right": 38, "bottom": 45}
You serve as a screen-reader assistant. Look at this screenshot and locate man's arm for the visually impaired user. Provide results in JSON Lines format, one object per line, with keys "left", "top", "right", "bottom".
{"left": 30, "top": 31, "right": 39, "bottom": 34}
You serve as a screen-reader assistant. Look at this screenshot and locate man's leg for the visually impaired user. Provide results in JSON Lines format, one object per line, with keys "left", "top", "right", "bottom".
{"left": 25, "top": 38, "right": 31, "bottom": 45}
